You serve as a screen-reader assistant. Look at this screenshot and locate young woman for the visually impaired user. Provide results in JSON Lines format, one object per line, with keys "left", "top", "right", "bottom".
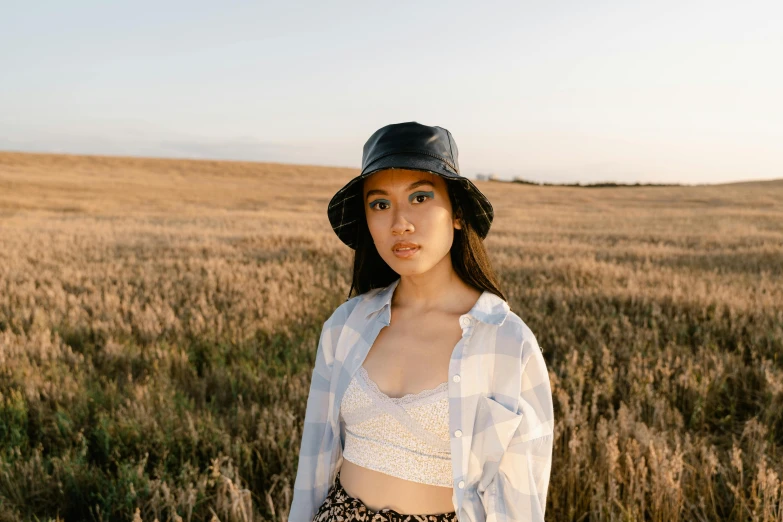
{"left": 288, "top": 122, "right": 554, "bottom": 522}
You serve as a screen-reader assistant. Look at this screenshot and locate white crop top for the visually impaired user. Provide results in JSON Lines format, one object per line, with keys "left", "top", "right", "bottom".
{"left": 339, "top": 366, "right": 453, "bottom": 488}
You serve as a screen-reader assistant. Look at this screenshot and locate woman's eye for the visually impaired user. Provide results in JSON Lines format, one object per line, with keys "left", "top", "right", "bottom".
{"left": 370, "top": 193, "right": 430, "bottom": 211}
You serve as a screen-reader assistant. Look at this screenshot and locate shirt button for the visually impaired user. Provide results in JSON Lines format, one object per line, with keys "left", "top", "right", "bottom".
{"left": 459, "top": 317, "right": 471, "bottom": 328}
{"left": 454, "top": 429, "right": 462, "bottom": 438}
{"left": 452, "top": 374, "right": 461, "bottom": 383}
{"left": 458, "top": 480, "right": 465, "bottom": 489}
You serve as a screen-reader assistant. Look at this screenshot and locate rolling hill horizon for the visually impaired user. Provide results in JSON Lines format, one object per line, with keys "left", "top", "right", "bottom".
{"left": 2, "top": 149, "right": 780, "bottom": 188}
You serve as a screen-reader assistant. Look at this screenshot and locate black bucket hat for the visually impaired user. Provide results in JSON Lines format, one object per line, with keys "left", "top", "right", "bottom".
{"left": 327, "top": 121, "right": 495, "bottom": 250}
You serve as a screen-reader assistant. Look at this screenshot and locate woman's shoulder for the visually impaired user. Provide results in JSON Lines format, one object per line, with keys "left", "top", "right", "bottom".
{"left": 495, "top": 309, "right": 543, "bottom": 360}
{"left": 325, "top": 294, "right": 364, "bottom": 327}
{"left": 325, "top": 286, "right": 385, "bottom": 331}
{"left": 329, "top": 283, "right": 390, "bottom": 323}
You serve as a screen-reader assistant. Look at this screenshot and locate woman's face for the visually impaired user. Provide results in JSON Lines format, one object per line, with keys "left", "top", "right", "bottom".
{"left": 362, "top": 168, "right": 462, "bottom": 276}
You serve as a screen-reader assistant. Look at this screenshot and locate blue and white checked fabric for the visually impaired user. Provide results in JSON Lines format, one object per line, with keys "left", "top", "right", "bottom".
{"left": 288, "top": 278, "right": 555, "bottom": 522}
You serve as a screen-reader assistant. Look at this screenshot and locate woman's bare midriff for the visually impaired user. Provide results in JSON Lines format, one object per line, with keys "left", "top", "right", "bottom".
{"left": 339, "top": 459, "right": 455, "bottom": 514}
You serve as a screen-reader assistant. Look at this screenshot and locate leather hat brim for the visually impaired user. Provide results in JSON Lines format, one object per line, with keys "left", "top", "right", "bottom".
{"left": 327, "top": 152, "right": 494, "bottom": 250}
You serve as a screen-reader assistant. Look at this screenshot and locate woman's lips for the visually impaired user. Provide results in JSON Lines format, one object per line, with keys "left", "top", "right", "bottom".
{"left": 392, "top": 246, "right": 420, "bottom": 258}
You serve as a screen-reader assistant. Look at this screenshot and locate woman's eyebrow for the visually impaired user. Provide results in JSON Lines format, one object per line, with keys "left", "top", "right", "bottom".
{"left": 365, "top": 180, "right": 434, "bottom": 199}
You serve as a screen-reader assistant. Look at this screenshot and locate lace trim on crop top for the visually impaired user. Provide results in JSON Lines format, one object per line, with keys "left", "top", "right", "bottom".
{"left": 339, "top": 366, "right": 453, "bottom": 488}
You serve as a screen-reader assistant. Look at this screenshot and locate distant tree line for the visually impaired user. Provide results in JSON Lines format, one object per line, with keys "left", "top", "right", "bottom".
{"left": 474, "top": 173, "right": 680, "bottom": 187}
{"left": 512, "top": 178, "right": 681, "bottom": 187}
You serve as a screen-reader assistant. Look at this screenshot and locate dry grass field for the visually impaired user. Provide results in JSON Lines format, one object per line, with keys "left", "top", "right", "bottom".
{"left": 1, "top": 150, "right": 782, "bottom": 522}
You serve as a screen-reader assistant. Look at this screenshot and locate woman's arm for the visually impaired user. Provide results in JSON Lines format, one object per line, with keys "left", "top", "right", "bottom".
{"left": 288, "top": 314, "right": 339, "bottom": 522}
{"left": 482, "top": 333, "right": 555, "bottom": 522}
{"left": 288, "top": 296, "right": 362, "bottom": 522}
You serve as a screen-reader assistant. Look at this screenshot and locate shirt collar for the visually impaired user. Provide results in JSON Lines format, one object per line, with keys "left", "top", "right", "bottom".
{"left": 363, "top": 278, "right": 511, "bottom": 326}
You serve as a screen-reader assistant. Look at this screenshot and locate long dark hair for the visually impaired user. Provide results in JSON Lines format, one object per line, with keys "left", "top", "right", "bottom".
{"left": 346, "top": 177, "right": 507, "bottom": 302}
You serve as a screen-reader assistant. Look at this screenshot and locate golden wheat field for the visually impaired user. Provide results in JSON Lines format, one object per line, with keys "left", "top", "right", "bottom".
{"left": 0, "top": 150, "right": 782, "bottom": 522}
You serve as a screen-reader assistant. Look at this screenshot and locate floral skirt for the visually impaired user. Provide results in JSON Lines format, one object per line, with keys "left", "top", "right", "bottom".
{"left": 311, "top": 471, "right": 458, "bottom": 522}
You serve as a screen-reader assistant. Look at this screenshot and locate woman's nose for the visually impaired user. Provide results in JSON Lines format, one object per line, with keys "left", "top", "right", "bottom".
{"left": 391, "top": 207, "right": 413, "bottom": 233}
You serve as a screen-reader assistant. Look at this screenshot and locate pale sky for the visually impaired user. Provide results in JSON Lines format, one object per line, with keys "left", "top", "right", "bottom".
{"left": 1, "top": 1, "right": 781, "bottom": 184}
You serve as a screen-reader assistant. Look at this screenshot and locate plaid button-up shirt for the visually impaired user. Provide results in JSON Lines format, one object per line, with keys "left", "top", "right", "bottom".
{"left": 288, "top": 278, "right": 555, "bottom": 522}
